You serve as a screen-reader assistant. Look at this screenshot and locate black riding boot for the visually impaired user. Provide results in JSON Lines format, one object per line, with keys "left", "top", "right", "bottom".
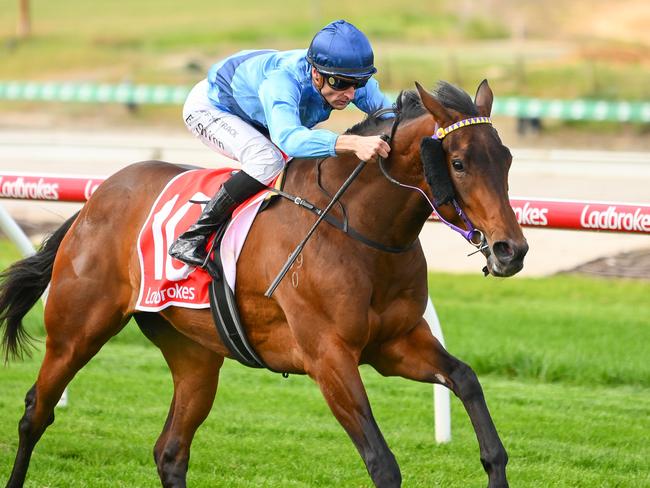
{"left": 168, "top": 171, "right": 266, "bottom": 268}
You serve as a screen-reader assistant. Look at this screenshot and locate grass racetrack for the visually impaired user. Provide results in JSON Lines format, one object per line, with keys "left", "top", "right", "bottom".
{"left": 0, "top": 242, "right": 649, "bottom": 487}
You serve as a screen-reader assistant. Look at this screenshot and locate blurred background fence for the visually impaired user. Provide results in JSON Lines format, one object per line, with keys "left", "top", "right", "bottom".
{"left": 2, "top": 81, "right": 650, "bottom": 123}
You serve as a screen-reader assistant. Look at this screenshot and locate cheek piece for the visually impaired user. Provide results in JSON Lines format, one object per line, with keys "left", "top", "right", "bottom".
{"left": 419, "top": 136, "right": 483, "bottom": 247}
{"left": 420, "top": 137, "right": 454, "bottom": 206}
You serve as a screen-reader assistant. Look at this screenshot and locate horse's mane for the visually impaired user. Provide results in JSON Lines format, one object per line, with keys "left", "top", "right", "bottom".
{"left": 345, "top": 81, "right": 478, "bottom": 136}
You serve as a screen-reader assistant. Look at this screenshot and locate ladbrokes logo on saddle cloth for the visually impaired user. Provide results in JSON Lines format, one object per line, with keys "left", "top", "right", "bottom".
{"left": 135, "top": 168, "right": 269, "bottom": 311}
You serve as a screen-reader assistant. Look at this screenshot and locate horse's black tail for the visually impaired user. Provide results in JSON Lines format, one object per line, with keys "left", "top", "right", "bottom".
{"left": 0, "top": 212, "right": 78, "bottom": 363}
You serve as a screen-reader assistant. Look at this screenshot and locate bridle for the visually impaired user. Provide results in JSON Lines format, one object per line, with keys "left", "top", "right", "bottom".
{"left": 376, "top": 106, "right": 492, "bottom": 254}
{"left": 268, "top": 106, "right": 493, "bottom": 256}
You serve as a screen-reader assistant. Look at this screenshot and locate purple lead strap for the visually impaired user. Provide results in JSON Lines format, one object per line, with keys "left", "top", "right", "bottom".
{"left": 431, "top": 199, "right": 482, "bottom": 245}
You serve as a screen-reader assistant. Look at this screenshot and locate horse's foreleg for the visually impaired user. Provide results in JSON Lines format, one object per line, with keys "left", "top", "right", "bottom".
{"left": 306, "top": 339, "right": 401, "bottom": 488}
{"left": 369, "top": 320, "right": 508, "bottom": 488}
{"left": 135, "top": 313, "right": 223, "bottom": 488}
{"left": 6, "top": 298, "right": 128, "bottom": 488}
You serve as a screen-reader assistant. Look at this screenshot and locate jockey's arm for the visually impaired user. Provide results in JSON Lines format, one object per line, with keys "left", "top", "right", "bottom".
{"left": 259, "top": 72, "right": 391, "bottom": 161}
{"left": 260, "top": 72, "right": 338, "bottom": 158}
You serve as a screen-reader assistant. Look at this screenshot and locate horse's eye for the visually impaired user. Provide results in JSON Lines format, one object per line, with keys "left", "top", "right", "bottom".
{"left": 452, "top": 159, "right": 464, "bottom": 171}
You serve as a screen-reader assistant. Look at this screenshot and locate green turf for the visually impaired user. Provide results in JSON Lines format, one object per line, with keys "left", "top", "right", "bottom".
{"left": 0, "top": 239, "right": 649, "bottom": 486}
{"left": 429, "top": 273, "right": 650, "bottom": 387}
{"left": 0, "top": 344, "right": 648, "bottom": 487}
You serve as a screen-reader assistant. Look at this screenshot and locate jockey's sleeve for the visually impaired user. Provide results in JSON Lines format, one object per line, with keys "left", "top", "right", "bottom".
{"left": 259, "top": 72, "right": 338, "bottom": 158}
{"left": 353, "top": 78, "right": 394, "bottom": 114}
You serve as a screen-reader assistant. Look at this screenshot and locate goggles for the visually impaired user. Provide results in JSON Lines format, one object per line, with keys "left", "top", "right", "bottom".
{"left": 322, "top": 73, "right": 369, "bottom": 91}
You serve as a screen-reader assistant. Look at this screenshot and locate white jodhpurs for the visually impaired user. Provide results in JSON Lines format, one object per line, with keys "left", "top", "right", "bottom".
{"left": 182, "top": 79, "right": 286, "bottom": 185}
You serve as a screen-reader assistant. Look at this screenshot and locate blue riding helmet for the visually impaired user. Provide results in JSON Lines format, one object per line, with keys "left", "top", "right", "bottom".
{"left": 307, "top": 20, "right": 377, "bottom": 79}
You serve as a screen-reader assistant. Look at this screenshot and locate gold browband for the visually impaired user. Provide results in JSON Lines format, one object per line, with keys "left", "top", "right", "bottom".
{"left": 433, "top": 116, "right": 492, "bottom": 140}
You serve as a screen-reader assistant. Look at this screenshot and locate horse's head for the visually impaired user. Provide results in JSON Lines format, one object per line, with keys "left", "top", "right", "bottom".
{"left": 410, "top": 80, "right": 528, "bottom": 277}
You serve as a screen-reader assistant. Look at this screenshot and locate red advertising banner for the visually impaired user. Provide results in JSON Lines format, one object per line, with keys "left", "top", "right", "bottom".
{"left": 509, "top": 198, "right": 650, "bottom": 234}
{"left": 0, "top": 173, "right": 103, "bottom": 202}
{"left": 1, "top": 173, "right": 649, "bottom": 234}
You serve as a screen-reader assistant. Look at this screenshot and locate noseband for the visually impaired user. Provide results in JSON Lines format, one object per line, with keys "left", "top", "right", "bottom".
{"left": 377, "top": 107, "right": 492, "bottom": 251}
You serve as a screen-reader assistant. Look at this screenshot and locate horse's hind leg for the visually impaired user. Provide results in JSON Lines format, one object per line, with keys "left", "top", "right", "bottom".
{"left": 6, "top": 295, "right": 129, "bottom": 488}
{"left": 134, "top": 313, "right": 223, "bottom": 488}
{"left": 369, "top": 319, "right": 508, "bottom": 488}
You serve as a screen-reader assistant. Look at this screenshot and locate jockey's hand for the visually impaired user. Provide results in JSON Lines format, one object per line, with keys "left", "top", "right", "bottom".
{"left": 335, "top": 135, "right": 391, "bottom": 162}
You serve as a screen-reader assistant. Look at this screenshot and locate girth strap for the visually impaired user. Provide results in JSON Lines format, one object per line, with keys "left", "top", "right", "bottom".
{"left": 205, "top": 223, "right": 280, "bottom": 371}
{"left": 208, "top": 254, "right": 285, "bottom": 371}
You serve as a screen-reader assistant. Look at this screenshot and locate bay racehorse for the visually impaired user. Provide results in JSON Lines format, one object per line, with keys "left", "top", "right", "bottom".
{"left": 1, "top": 81, "right": 527, "bottom": 488}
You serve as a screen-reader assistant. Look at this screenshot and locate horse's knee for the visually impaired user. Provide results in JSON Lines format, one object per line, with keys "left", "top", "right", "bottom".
{"left": 158, "top": 438, "right": 181, "bottom": 467}
{"left": 18, "top": 385, "right": 37, "bottom": 436}
{"left": 362, "top": 440, "right": 402, "bottom": 487}
{"left": 18, "top": 385, "right": 54, "bottom": 441}
{"left": 156, "top": 439, "right": 188, "bottom": 488}
{"left": 449, "top": 362, "right": 483, "bottom": 400}
{"left": 152, "top": 434, "right": 174, "bottom": 469}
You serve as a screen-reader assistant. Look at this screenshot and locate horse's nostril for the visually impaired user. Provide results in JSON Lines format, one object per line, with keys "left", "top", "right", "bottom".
{"left": 493, "top": 241, "right": 515, "bottom": 263}
{"left": 493, "top": 240, "right": 528, "bottom": 264}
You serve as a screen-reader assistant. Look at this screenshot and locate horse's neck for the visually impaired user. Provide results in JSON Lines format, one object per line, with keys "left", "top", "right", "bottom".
{"left": 358, "top": 155, "right": 433, "bottom": 247}
{"left": 330, "top": 117, "right": 435, "bottom": 247}
{"left": 285, "top": 150, "right": 431, "bottom": 249}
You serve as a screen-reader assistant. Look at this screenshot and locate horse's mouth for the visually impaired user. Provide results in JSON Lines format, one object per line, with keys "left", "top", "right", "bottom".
{"left": 485, "top": 255, "right": 525, "bottom": 277}
{"left": 481, "top": 239, "right": 528, "bottom": 277}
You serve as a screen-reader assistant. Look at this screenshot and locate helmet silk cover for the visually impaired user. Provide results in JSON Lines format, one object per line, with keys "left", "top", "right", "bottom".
{"left": 307, "top": 20, "right": 376, "bottom": 78}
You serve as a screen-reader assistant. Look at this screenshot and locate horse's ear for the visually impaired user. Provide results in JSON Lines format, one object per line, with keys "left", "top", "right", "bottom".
{"left": 415, "top": 82, "right": 452, "bottom": 126}
{"left": 474, "top": 79, "right": 493, "bottom": 117}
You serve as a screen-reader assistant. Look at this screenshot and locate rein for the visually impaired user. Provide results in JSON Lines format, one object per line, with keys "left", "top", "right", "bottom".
{"left": 268, "top": 107, "right": 493, "bottom": 257}
{"left": 267, "top": 109, "right": 415, "bottom": 254}
{"left": 266, "top": 185, "right": 411, "bottom": 253}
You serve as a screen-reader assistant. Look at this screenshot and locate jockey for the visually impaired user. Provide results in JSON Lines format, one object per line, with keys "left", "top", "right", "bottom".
{"left": 169, "top": 19, "right": 393, "bottom": 269}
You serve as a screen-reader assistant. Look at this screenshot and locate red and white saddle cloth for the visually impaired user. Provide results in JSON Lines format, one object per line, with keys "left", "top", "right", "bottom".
{"left": 135, "top": 168, "right": 272, "bottom": 311}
